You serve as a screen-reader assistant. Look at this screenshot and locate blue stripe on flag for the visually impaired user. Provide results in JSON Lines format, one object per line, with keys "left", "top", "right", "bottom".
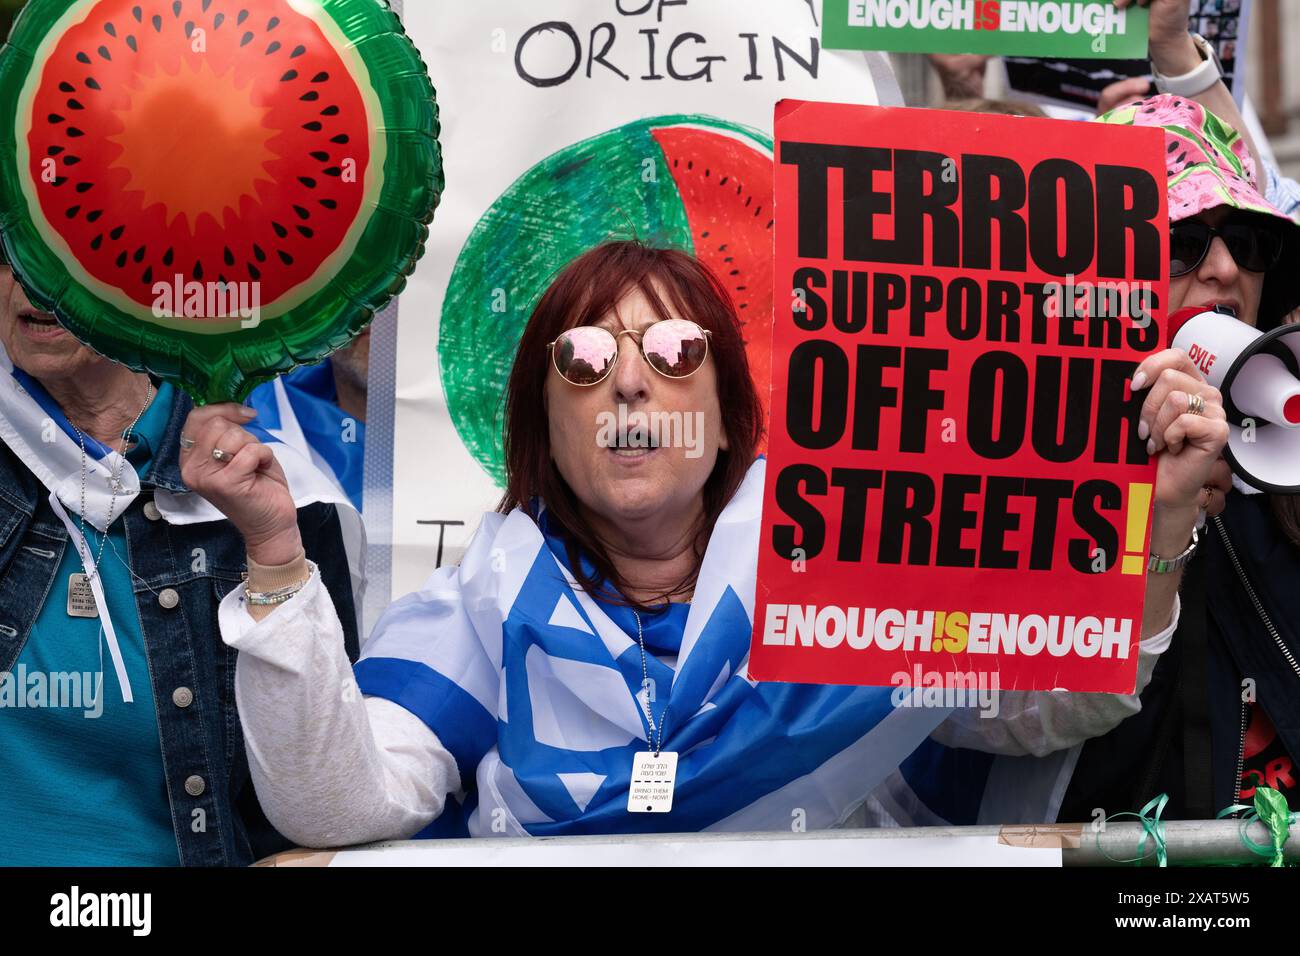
{"left": 12, "top": 366, "right": 112, "bottom": 459}
{"left": 242, "top": 422, "right": 283, "bottom": 446}
{"left": 243, "top": 382, "right": 285, "bottom": 431}
{"left": 354, "top": 656, "right": 497, "bottom": 786}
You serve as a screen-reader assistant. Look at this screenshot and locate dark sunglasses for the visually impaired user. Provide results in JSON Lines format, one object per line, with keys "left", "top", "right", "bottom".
{"left": 547, "top": 319, "right": 712, "bottom": 386}
{"left": 1170, "top": 217, "right": 1285, "bottom": 277}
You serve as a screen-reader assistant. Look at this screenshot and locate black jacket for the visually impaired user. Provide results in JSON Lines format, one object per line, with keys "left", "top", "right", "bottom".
{"left": 1059, "top": 492, "right": 1300, "bottom": 821}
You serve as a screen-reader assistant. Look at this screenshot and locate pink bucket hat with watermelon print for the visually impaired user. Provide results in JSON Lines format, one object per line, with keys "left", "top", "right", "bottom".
{"left": 1097, "top": 94, "right": 1300, "bottom": 329}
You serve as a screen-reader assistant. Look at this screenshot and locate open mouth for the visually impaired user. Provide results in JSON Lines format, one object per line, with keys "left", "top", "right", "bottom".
{"left": 609, "top": 429, "right": 660, "bottom": 458}
{"left": 18, "top": 309, "right": 66, "bottom": 339}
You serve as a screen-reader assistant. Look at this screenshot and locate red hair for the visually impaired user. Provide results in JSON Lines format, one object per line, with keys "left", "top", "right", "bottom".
{"left": 498, "top": 240, "right": 765, "bottom": 608}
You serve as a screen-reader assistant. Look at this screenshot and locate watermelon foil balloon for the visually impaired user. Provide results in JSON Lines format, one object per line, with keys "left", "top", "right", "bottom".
{"left": 0, "top": 0, "right": 442, "bottom": 403}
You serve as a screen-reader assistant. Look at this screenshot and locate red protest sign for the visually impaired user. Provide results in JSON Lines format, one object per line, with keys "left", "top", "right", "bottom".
{"left": 750, "top": 100, "right": 1168, "bottom": 694}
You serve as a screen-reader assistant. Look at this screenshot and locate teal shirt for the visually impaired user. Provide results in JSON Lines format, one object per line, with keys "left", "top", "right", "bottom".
{"left": 0, "top": 382, "right": 180, "bottom": 866}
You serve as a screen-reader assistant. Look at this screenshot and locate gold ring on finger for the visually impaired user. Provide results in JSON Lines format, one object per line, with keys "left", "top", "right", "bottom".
{"left": 1187, "top": 393, "right": 1205, "bottom": 416}
{"left": 212, "top": 448, "right": 232, "bottom": 463}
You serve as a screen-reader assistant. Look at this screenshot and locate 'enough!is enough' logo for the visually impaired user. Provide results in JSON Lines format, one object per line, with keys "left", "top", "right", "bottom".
{"left": 848, "top": 0, "right": 1130, "bottom": 36}
{"left": 828, "top": 1, "right": 1146, "bottom": 58}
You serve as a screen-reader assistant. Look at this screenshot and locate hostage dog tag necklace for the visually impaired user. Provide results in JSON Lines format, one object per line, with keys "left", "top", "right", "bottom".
{"left": 66, "top": 572, "right": 99, "bottom": 618}
{"left": 627, "top": 609, "right": 678, "bottom": 813}
{"left": 66, "top": 381, "right": 153, "bottom": 618}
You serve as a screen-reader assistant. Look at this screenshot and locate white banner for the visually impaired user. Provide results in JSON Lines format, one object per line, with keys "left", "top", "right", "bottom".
{"left": 385, "top": 0, "right": 899, "bottom": 599}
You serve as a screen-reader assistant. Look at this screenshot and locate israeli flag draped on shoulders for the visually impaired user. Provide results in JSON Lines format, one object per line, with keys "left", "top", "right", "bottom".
{"left": 354, "top": 458, "right": 957, "bottom": 837}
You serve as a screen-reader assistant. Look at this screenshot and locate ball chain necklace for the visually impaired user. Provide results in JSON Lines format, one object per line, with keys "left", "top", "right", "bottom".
{"left": 628, "top": 607, "right": 678, "bottom": 814}
{"left": 64, "top": 380, "right": 154, "bottom": 618}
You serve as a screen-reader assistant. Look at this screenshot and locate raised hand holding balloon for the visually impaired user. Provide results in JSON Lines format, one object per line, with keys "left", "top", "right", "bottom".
{"left": 0, "top": 0, "right": 442, "bottom": 403}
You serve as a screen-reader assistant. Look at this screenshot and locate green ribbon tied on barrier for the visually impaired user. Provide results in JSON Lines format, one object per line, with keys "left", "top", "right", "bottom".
{"left": 1218, "top": 784, "right": 1294, "bottom": 868}
{"left": 1102, "top": 785, "right": 1293, "bottom": 867}
{"left": 1101, "top": 794, "right": 1171, "bottom": 867}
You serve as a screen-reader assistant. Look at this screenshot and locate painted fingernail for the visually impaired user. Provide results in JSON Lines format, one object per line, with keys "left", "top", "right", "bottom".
{"left": 1131, "top": 371, "right": 1148, "bottom": 390}
{"left": 1138, "top": 419, "right": 1150, "bottom": 441}
{"left": 1146, "top": 438, "right": 1156, "bottom": 456}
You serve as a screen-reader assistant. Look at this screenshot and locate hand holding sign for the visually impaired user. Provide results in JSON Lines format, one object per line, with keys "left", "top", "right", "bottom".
{"left": 1129, "top": 347, "right": 1228, "bottom": 585}
{"left": 1114, "top": 0, "right": 1193, "bottom": 66}
{"left": 1133, "top": 350, "right": 1221, "bottom": 451}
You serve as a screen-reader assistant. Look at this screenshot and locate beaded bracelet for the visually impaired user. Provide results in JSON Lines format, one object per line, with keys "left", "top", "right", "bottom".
{"left": 243, "top": 561, "right": 315, "bottom": 606}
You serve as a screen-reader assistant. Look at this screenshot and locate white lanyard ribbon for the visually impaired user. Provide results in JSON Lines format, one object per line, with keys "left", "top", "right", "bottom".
{"left": 48, "top": 491, "right": 134, "bottom": 705}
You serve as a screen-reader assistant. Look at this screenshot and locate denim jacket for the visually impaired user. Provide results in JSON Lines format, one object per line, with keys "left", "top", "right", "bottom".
{"left": 0, "top": 389, "right": 359, "bottom": 866}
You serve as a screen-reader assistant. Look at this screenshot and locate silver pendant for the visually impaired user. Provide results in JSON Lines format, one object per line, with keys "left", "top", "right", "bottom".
{"left": 67, "top": 573, "right": 99, "bottom": 618}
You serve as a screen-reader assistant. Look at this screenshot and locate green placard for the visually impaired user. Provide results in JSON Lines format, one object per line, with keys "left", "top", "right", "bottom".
{"left": 823, "top": 0, "right": 1149, "bottom": 59}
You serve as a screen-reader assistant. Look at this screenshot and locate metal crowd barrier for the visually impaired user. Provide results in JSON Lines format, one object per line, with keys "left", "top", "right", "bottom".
{"left": 257, "top": 820, "right": 1294, "bottom": 867}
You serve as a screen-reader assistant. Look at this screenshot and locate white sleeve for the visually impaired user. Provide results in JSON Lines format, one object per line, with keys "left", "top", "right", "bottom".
{"left": 218, "top": 568, "right": 461, "bottom": 849}
{"left": 929, "top": 594, "right": 1180, "bottom": 757}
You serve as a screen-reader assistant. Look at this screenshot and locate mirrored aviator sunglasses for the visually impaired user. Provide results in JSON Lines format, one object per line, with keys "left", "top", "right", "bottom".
{"left": 1170, "top": 217, "right": 1285, "bottom": 278}
{"left": 548, "top": 318, "right": 712, "bottom": 386}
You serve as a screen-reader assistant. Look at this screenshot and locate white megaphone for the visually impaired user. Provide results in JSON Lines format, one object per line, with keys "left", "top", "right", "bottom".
{"left": 1170, "top": 304, "right": 1300, "bottom": 493}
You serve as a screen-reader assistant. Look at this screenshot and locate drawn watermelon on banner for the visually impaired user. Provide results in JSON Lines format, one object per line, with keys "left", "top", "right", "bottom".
{"left": 0, "top": 0, "right": 442, "bottom": 403}
{"left": 440, "top": 114, "right": 773, "bottom": 485}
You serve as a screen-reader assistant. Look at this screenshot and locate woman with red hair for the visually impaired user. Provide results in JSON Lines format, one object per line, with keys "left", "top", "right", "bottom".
{"left": 180, "top": 239, "right": 1224, "bottom": 842}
